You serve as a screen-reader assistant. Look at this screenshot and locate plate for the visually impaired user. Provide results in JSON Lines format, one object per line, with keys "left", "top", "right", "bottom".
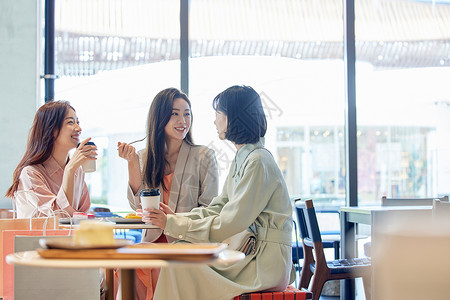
{"left": 36, "top": 243, "right": 229, "bottom": 261}
{"left": 58, "top": 217, "right": 109, "bottom": 225}
{"left": 107, "top": 217, "right": 144, "bottom": 224}
{"left": 39, "top": 238, "right": 134, "bottom": 250}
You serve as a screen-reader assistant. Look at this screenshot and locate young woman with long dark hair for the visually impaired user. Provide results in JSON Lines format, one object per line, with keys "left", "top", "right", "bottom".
{"left": 5, "top": 101, "right": 97, "bottom": 217}
{"left": 117, "top": 87, "right": 219, "bottom": 299}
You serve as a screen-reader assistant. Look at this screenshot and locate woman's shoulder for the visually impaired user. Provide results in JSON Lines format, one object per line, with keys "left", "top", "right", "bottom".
{"left": 21, "top": 164, "right": 44, "bottom": 175}
{"left": 248, "top": 147, "right": 273, "bottom": 160}
{"left": 186, "top": 143, "right": 215, "bottom": 157}
{"left": 245, "top": 148, "right": 277, "bottom": 169}
{"left": 19, "top": 164, "right": 47, "bottom": 183}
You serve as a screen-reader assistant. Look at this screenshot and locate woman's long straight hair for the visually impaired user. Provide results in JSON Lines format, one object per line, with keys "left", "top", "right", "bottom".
{"left": 143, "top": 88, "right": 193, "bottom": 191}
{"left": 5, "top": 101, "right": 74, "bottom": 198}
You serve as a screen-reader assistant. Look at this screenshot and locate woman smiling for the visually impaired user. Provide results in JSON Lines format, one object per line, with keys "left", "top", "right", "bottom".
{"left": 6, "top": 100, "right": 97, "bottom": 217}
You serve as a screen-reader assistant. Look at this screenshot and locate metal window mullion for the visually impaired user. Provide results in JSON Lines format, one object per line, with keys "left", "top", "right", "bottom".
{"left": 344, "top": 0, "right": 357, "bottom": 209}
{"left": 44, "top": 0, "right": 55, "bottom": 102}
{"left": 342, "top": 0, "right": 358, "bottom": 298}
{"left": 180, "top": 0, "right": 189, "bottom": 95}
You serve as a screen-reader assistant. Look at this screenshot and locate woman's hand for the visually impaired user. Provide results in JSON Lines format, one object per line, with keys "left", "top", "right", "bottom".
{"left": 118, "top": 142, "right": 141, "bottom": 194}
{"left": 117, "top": 142, "right": 138, "bottom": 162}
{"left": 67, "top": 138, "right": 97, "bottom": 171}
{"left": 160, "top": 203, "right": 175, "bottom": 215}
{"left": 142, "top": 208, "right": 167, "bottom": 230}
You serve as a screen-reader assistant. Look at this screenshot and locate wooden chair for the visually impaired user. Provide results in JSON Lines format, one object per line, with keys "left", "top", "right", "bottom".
{"left": 233, "top": 285, "right": 312, "bottom": 300}
{"left": 381, "top": 195, "right": 448, "bottom": 206}
{"left": 292, "top": 199, "right": 341, "bottom": 273}
{"left": 298, "top": 199, "right": 371, "bottom": 300}
{"left": 0, "top": 209, "right": 14, "bottom": 219}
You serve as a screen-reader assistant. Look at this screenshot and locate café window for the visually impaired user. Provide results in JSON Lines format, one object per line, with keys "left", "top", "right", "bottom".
{"left": 277, "top": 125, "right": 436, "bottom": 207}
{"left": 51, "top": 0, "right": 450, "bottom": 210}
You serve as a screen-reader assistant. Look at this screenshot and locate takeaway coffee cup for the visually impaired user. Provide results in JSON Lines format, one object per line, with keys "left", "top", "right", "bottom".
{"left": 140, "top": 189, "right": 161, "bottom": 211}
{"left": 78, "top": 141, "right": 96, "bottom": 173}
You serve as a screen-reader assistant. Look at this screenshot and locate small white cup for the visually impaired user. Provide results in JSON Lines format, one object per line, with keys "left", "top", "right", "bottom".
{"left": 140, "top": 189, "right": 161, "bottom": 211}
{"left": 82, "top": 159, "right": 96, "bottom": 173}
{"left": 79, "top": 141, "right": 96, "bottom": 173}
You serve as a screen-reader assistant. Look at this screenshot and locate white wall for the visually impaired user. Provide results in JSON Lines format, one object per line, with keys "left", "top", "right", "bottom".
{"left": 0, "top": 0, "right": 40, "bottom": 208}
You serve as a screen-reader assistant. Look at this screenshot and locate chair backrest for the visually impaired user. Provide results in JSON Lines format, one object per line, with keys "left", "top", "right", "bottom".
{"left": 294, "top": 199, "right": 320, "bottom": 245}
{"left": 294, "top": 198, "right": 340, "bottom": 236}
{"left": 432, "top": 199, "right": 450, "bottom": 224}
{"left": 294, "top": 200, "right": 309, "bottom": 241}
{"left": 381, "top": 195, "right": 449, "bottom": 206}
{"left": 0, "top": 209, "right": 14, "bottom": 219}
{"left": 296, "top": 199, "right": 328, "bottom": 268}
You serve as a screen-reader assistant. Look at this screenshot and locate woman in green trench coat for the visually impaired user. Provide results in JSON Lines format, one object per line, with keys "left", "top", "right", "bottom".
{"left": 146, "top": 85, "right": 295, "bottom": 300}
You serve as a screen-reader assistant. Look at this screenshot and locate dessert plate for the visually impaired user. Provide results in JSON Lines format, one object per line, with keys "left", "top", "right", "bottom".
{"left": 36, "top": 243, "right": 229, "bottom": 261}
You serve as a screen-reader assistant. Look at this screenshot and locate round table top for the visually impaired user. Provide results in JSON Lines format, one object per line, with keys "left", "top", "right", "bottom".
{"left": 6, "top": 249, "right": 245, "bottom": 269}
{"left": 59, "top": 223, "right": 159, "bottom": 230}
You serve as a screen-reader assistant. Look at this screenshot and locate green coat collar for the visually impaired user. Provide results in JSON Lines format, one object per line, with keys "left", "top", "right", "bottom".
{"left": 233, "top": 137, "right": 265, "bottom": 177}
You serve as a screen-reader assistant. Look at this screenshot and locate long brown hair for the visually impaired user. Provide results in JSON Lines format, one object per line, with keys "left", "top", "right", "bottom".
{"left": 143, "top": 88, "right": 193, "bottom": 191}
{"left": 5, "top": 101, "right": 74, "bottom": 198}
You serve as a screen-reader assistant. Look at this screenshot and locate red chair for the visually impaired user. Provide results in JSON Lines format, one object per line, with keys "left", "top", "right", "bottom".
{"left": 233, "top": 285, "right": 313, "bottom": 300}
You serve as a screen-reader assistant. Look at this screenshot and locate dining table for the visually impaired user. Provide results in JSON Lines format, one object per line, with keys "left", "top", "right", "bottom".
{"left": 340, "top": 205, "right": 432, "bottom": 300}
{"left": 7, "top": 247, "right": 245, "bottom": 300}
{"left": 59, "top": 223, "right": 158, "bottom": 230}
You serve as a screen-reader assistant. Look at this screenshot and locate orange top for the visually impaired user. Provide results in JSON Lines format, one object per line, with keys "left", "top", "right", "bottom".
{"left": 162, "top": 173, "right": 174, "bottom": 205}
{"left": 153, "top": 173, "right": 174, "bottom": 244}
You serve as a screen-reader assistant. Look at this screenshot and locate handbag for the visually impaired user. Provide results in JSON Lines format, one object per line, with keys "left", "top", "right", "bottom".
{"left": 223, "top": 224, "right": 257, "bottom": 255}
{"left": 2, "top": 210, "right": 74, "bottom": 300}
{"left": 0, "top": 216, "right": 59, "bottom": 298}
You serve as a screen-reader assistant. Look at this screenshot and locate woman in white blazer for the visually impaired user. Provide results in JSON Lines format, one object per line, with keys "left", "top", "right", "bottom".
{"left": 118, "top": 87, "right": 219, "bottom": 242}
{"left": 126, "top": 141, "right": 218, "bottom": 242}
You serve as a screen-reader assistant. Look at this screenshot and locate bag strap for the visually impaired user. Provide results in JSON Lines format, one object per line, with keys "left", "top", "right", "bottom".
{"left": 43, "top": 210, "right": 73, "bottom": 236}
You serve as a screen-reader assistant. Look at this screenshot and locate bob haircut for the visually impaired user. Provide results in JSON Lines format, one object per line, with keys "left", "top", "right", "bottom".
{"left": 143, "top": 87, "right": 193, "bottom": 191}
{"left": 6, "top": 100, "right": 74, "bottom": 198}
{"left": 212, "top": 85, "right": 267, "bottom": 144}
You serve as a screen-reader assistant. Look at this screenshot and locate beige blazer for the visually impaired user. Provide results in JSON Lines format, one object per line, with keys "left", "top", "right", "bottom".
{"left": 127, "top": 141, "right": 219, "bottom": 242}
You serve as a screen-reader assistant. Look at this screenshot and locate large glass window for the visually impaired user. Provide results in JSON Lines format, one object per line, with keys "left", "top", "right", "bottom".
{"left": 355, "top": 0, "right": 450, "bottom": 204}
{"left": 189, "top": 0, "right": 346, "bottom": 207}
{"left": 51, "top": 0, "right": 450, "bottom": 211}
{"left": 54, "top": 0, "right": 180, "bottom": 208}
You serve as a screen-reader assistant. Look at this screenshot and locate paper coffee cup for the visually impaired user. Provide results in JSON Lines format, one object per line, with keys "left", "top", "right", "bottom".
{"left": 82, "top": 159, "right": 96, "bottom": 173}
{"left": 140, "top": 189, "right": 161, "bottom": 210}
{"left": 78, "top": 141, "right": 96, "bottom": 173}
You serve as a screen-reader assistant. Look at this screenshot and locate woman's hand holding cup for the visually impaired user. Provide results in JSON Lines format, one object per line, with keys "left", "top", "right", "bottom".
{"left": 68, "top": 138, "right": 98, "bottom": 172}
{"left": 140, "top": 189, "right": 163, "bottom": 227}
{"left": 143, "top": 208, "right": 167, "bottom": 230}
